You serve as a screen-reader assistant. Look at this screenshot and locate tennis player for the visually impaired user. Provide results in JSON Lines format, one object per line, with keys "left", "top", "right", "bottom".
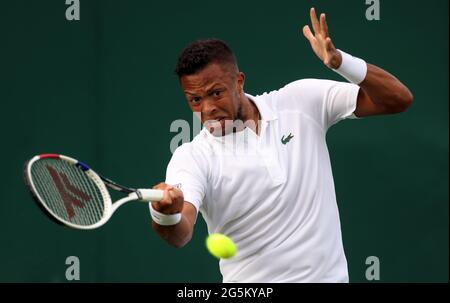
{"left": 149, "top": 8, "right": 413, "bottom": 282}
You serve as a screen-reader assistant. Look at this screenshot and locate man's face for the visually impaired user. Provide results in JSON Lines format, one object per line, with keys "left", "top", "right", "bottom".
{"left": 180, "top": 63, "right": 245, "bottom": 136}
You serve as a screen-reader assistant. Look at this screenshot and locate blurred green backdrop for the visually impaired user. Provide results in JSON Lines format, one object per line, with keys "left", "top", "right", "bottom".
{"left": 0, "top": 0, "right": 448, "bottom": 282}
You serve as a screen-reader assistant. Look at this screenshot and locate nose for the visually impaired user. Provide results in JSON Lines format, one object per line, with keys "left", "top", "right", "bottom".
{"left": 201, "top": 99, "right": 218, "bottom": 120}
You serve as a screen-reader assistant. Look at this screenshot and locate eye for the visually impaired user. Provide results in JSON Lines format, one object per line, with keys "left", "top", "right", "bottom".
{"left": 213, "top": 90, "right": 222, "bottom": 97}
{"left": 191, "top": 96, "right": 201, "bottom": 104}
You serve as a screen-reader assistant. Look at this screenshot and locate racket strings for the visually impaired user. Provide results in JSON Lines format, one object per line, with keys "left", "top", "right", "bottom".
{"left": 61, "top": 161, "right": 105, "bottom": 224}
{"left": 37, "top": 159, "right": 103, "bottom": 225}
{"left": 31, "top": 159, "right": 105, "bottom": 226}
{"left": 34, "top": 166, "right": 70, "bottom": 222}
{"left": 54, "top": 159, "right": 105, "bottom": 225}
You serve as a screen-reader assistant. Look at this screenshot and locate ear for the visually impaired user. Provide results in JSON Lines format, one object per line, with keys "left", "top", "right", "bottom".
{"left": 237, "top": 72, "right": 245, "bottom": 92}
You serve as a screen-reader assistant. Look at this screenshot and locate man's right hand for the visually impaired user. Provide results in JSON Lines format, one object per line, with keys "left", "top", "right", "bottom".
{"left": 150, "top": 183, "right": 197, "bottom": 248}
{"left": 151, "top": 182, "right": 184, "bottom": 215}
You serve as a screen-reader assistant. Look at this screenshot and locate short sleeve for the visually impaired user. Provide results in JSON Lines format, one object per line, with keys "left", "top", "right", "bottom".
{"left": 275, "top": 79, "right": 360, "bottom": 130}
{"left": 164, "top": 144, "right": 207, "bottom": 212}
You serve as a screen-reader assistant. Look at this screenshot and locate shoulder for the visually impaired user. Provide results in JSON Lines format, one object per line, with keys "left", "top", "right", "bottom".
{"left": 252, "top": 79, "right": 331, "bottom": 102}
{"left": 254, "top": 78, "right": 357, "bottom": 109}
{"left": 278, "top": 78, "right": 345, "bottom": 98}
{"left": 250, "top": 79, "right": 329, "bottom": 111}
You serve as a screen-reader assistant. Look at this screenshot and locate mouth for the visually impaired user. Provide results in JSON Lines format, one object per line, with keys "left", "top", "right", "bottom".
{"left": 205, "top": 116, "right": 226, "bottom": 124}
{"left": 204, "top": 117, "right": 226, "bottom": 132}
{"left": 214, "top": 116, "right": 225, "bottom": 122}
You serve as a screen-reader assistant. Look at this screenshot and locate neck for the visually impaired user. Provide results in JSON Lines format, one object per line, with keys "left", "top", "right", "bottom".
{"left": 239, "top": 95, "right": 261, "bottom": 135}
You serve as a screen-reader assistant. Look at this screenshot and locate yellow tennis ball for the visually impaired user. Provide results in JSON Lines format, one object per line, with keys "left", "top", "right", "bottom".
{"left": 206, "top": 233, "right": 237, "bottom": 259}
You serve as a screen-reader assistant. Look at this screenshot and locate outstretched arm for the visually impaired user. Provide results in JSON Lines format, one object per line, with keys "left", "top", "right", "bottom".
{"left": 302, "top": 8, "right": 413, "bottom": 117}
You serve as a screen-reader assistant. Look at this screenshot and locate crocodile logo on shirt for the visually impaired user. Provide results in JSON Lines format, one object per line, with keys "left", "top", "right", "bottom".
{"left": 281, "top": 133, "right": 294, "bottom": 145}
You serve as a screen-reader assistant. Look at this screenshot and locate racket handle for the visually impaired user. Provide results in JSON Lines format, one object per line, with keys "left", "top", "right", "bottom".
{"left": 136, "top": 189, "right": 164, "bottom": 202}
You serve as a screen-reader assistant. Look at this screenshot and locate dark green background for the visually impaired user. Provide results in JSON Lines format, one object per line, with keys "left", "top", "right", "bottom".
{"left": 0, "top": 0, "right": 448, "bottom": 282}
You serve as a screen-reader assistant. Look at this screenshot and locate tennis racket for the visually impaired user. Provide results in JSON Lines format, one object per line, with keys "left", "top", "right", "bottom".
{"left": 23, "top": 153, "right": 165, "bottom": 230}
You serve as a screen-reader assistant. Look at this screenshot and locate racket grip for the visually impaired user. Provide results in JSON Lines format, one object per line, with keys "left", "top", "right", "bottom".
{"left": 136, "top": 189, "right": 164, "bottom": 202}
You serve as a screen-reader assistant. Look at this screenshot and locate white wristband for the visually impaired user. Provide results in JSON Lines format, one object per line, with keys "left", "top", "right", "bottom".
{"left": 333, "top": 49, "right": 368, "bottom": 84}
{"left": 149, "top": 204, "right": 182, "bottom": 226}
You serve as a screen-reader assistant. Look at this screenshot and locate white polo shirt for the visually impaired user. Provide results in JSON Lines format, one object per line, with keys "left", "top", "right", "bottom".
{"left": 164, "top": 79, "right": 360, "bottom": 282}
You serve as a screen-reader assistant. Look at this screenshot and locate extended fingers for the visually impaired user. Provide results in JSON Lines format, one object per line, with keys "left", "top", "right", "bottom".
{"left": 309, "top": 8, "right": 330, "bottom": 38}
{"left": 310, "top": 7, "right": 320, "bottom": 34}
{"left": 302, "top": 25, "right": 315, "bottom": 42}
{"left": 320, "top": 13, "right": 329, "bottom": 37}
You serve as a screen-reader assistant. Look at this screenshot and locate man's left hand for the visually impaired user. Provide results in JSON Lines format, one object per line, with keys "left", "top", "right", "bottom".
{"left": 302, "top": 7, "right": 342, "bottom": 69}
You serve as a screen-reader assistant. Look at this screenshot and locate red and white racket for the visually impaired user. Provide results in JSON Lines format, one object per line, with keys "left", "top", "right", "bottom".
{"left": 23, "top": 154, "right": 164, "bottom": 230}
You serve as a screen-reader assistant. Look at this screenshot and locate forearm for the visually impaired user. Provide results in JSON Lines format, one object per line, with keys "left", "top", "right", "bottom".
{"left": 152, "top": 215, "right": 193, "bottom": 248}
{"left": 303, "top": 8, "right": 413, "bottom": 117}
{"left": 360, "top": 64, "right": 414, "bottom": 112}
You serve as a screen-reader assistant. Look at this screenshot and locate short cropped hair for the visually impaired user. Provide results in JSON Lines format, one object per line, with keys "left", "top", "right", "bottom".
{"left": 175, "top": 39, "right": 238, "bottom": 78}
